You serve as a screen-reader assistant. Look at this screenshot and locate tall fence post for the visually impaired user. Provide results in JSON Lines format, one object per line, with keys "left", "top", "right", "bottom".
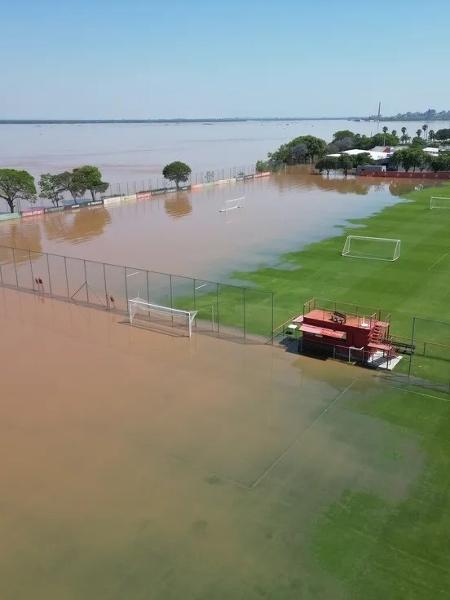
{"left": 146, "top": 270, "right": 150, "bottom": 304}
{"left": 243, "top": 288, "right": 246, "bottom": 341}
{"left": 124, "top": 267, "right": 129, "bottom": 306}
{"left": 103, "top": 262, "right": 108, "bottom": 309}
{"left": 28, "top": 249, "right": 35, "bottom": 289}
{"left": 408, "top": 316, "right": 416, "bottom": 378}
{"left": 83, "top": 259, "right": 89, "bottom": 304}
{"left": 12, "top": 248, "right": 18, "bottom": 287}
{"left": 169, "top": 274, "right": 173, "bottom": 325}
{"left": 271, "top": 291, "right": 274, "bottom": 344}
{"left": 46, "top": 253, "right": 52, "bottom": 295}
{"left": 216, "top": 283, "right": 220, "bottom": 336}
{"left": 64, "top": 257, "right": 69, "bottom": 297}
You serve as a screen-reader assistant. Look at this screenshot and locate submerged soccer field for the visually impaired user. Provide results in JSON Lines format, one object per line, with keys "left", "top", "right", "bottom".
{"left": 1, "top": 288, "right": 449, "bottom": 599}
{"left": 0, "top": 179, "right": 449, "bottom": 599}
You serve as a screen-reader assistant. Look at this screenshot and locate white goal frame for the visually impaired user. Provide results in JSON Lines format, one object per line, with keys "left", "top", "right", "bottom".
{"left": 430, "top": 196, "right": 450, "bottom": 210}
{"left": 128, "top": 297, "right": 198, "bottom": 338}
{"left": 219, "top": 196, "right": 244, "bottom": 212}
{"left": 342, "top": 236, "right": 401, "bottom": 261}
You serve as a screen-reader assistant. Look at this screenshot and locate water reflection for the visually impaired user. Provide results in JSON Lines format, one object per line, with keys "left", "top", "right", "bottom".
{"left": 0, "top": 221, "right": 42, "bottom": 254}
{"left": 43, "top": 208, "right": 111, "bottom": 243}
{"left": 164, "top": 193, "right": 192, "bottom": 218}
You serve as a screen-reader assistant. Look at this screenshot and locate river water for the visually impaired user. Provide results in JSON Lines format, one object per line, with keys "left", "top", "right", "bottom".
{"left": 1, "top": 119, "right": 449, "bottom": 185}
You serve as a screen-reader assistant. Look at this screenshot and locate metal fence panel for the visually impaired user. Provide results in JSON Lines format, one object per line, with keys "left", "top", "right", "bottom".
{"left": 146, "top": 271, "right": 171, "bottom": 308}
{"left": 85, "top": 260, "right": 108, "bottom": 308}
{"left": 104, "top": 264, "right": 127, "bottom": 312}
{"left": 47, "top": 254, "right": 69, "bottom": 298}
{"left": 14, "top": 248, "right": 34, "bottom": 291}
{"left": 29, "top": 250, "right": 51, "bottom": 295}
{"left": 125, "top": 267, "right": 149, "bottom": 303}
{"left": 217, "top": 283, "right": 245, "bottom": 340}
{"left": 0, "top": 246, "right": 18, "bottom": 287}
{"left": 66, "top": 257, "right": 88, "bottom": 302}
{"left": 193, "top": 280, "right": 219, "bottom": 333}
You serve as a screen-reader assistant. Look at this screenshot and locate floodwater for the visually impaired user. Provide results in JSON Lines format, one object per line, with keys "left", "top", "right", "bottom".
{"left": 0, "top": 167, "right": 419, "bottom": 280}
{"left": 1, "top": 119, "right": 449, "bottom": 184}
{"left": 0, "top": 287, "right": 423, "bottom": 599}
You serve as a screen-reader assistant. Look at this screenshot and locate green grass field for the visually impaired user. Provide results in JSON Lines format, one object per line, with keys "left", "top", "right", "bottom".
{"left": 224, "top": 183, "right": 450, "bottom": 388}
{"left": 312, "top": 382, "right": 450, "bottom": 599}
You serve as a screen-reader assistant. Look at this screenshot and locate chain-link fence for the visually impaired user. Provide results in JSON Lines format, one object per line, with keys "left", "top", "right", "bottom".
{"left": 0, "top": 244, "right": 274, "bottom": 343}
{"left": 6, "top": 164, "right": 260, "bottom": 214}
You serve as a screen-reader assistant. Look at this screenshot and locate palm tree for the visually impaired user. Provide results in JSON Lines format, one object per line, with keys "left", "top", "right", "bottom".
{"left": 382, "top": 126, "right": 388, "bottom": 145}
{"left": 401, "top": 127, "right": 407, "bottom": 144}
{"left": 392, "top": 129, "right": 397, "bottom": 137}
{"left": 422, "top": 124, "right": 428, "bottom": 141}
{"left": 429, "top": 129, "right": 435, "bottom": 141}
{"left": 416, "top": 129, "right": 422, "bottom": 138}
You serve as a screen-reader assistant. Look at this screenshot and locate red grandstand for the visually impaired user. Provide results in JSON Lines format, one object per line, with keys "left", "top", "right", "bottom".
{"left": 291, "top": 298, "right": 398, "bottom": 368}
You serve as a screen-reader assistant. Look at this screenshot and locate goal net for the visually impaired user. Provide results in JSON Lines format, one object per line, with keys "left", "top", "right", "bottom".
{"left": 219, "top": 196, "right": 244, "bottom": 212}
{"left": 430, "top": 196, "right": 450, "bottom": 210}
{"left": 342, "top": 236, "right": 401, "bottom": 261}
{"left": 128, "top": 297, "right": 198, "bottom": 338}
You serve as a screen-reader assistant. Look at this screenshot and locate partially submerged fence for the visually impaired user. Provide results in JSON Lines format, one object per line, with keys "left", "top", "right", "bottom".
{"left": 5, "top": 163, "right": 262, "bottom": 215}
{"left": 0, "top": 244, "right": 448, "bottom": 392}
{"left": 0, "top": 244, "right": 275, "bottom": 343}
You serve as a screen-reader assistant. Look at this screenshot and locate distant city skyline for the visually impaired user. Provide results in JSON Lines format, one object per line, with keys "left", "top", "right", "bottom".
{"left": 1, "top": 0, "right": 449, "bottom": 119}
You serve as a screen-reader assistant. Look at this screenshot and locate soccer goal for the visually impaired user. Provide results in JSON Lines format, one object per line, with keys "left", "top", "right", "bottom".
{"left": 219, "top": 196, "right": 244, "bottom": 212}
{"left": 430, "top": 196, "right": 450, "bottom": 210}
{"left": 128, "top": 297, "right": 198, "bottom": 338}
{"left": 342, "top": 236, "right": 401, "bottom": 261}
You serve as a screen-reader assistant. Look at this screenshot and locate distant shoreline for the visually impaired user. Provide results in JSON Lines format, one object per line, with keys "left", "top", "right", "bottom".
{"left": 0, "top": 117, "right": 354, "bottom": 125}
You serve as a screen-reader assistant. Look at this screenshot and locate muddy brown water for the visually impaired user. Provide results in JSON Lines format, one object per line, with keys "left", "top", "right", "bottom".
{"left": 0, "top": 168, "right": 424, "bottom": 281}
{"left": 0, "top": 287, "right": 424, "bottom": 599}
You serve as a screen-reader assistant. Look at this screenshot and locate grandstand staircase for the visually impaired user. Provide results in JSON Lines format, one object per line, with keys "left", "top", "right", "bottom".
{"left": 369, "top": 322, "right": 387, "bottom": 344}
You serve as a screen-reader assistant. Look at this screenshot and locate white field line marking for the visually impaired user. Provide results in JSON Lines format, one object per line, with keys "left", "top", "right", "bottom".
{"left": 388, "top": 384, "right": 450, "bottom": 403}
{"left": 428, "top": 251, "right": 449, "bottom": 271}
{"left": 247, "top": 379, "right": 358, "bottom": 489}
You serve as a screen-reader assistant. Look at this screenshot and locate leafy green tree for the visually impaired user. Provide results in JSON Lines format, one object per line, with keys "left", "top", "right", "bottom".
{"left": 435, "top": 128, "right": 450, "bottom": 141}
{"left": 332, "top": 130, "right": 356, "bottom": 142}
{"left": 256, "top": 160, "right": 270, "bottom": 173}
{"left": 39, "top": 172, "right": 72, "bottom": 206}
{"left": 370, "top": 132, "right": 399, "bottom": 147}
{"left": 391, "top": 148, "right": 426, "bottom": 172}
{"left": 428, "top": 129, "right": 435, "bottom": 141}
{"left": 268, "top": 135, "right": 327, "bottom": 166}
{"left": 352, "top": 152, "right": 374, "bottom": 167}
{"left": 0, "top": 168, "right": 36, "bottom": 213}
{"left": 427, "top": 153, "right": 450, "bottom": 172}
{"left": 315, "top": 156, "right": 338, "bottom": 175}
{"left": 337, "top": 154, "right": 354, "bottom": 176}
{"left": 71, "top": 166, "right": 108, "bottom": 201}
{"left": 162, "top": 161, "right": 192, "bottom": 189}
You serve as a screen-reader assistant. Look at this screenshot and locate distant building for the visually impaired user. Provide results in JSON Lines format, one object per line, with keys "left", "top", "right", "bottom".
{"left": 356, "top": 164, "right": 386, "bottom": 174}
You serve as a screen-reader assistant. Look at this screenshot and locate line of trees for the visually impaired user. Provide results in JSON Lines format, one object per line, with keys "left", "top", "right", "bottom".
{"left": 0, "top": 166, "right": 108, "bottom": 213}
{"left": 389, "top": 148, "right": 450, "bottom": 172}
